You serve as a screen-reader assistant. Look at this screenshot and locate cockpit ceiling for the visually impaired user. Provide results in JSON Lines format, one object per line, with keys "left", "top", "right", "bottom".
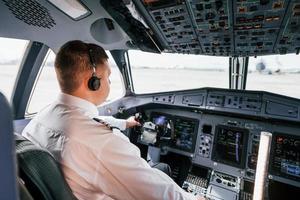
{"left": 138, "top": 0, "right": 300, "bottom": 57}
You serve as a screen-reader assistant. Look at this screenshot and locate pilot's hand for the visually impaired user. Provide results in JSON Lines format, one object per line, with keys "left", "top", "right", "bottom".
{"left": 126, "top": 116, "right": 141, "bottom": 128}
{"left": 197, "top": 196, "right": 207, "bottom": 200}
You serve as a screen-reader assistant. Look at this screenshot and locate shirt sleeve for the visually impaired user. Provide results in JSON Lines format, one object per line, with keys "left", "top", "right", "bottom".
{"left": 94, "top": 135, "right": 199, "bottom": 200}
{"left": 97, "top": 116, "right": 127, "bottom": 131}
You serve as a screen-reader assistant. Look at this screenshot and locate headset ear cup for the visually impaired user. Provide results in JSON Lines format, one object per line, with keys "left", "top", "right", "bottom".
{"left": 88, "top": 75, "right": 101, "bottom": 91}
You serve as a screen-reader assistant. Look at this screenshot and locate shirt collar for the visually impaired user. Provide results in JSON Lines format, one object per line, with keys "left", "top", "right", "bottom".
{"left": 57, "top": 93, "right": 99, "bottom": 118}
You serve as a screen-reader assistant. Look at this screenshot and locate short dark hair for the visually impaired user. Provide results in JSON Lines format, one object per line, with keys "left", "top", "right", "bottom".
{"left": 54, "top": 40, "right": 108, "bottom": 93}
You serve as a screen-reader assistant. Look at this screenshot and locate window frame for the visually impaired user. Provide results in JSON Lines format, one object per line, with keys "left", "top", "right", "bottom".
{"left": 25, "top": 49, "right": 53, "bottom": 117}
{"left": 11, "top": 41, "right": 49, "bottom": 119}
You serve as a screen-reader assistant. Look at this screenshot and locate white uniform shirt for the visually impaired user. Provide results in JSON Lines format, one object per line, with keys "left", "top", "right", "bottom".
{"left": 22, "top": 93, "right": 198, "bottom": 200}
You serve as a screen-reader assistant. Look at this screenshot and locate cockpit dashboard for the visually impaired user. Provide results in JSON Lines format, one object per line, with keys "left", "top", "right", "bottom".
{"left": 115, "top": 88, "right": 300, "bottom": 200}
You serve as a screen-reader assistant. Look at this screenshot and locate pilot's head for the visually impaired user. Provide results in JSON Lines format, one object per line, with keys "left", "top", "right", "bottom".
{"left": 55, "top": 40, "right": 111, "bottom": 105}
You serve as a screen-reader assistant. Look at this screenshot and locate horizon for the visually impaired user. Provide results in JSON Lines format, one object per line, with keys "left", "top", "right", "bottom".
{"left": 1, "top": 37, "right": 299, "bottom": 71}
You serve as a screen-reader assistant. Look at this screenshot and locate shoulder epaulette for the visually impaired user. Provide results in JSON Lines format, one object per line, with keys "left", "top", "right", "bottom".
{"left": 93, "top": 118, "right": 120, "bottom": 131}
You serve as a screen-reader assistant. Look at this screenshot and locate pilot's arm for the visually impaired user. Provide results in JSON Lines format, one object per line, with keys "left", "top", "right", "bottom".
{"left": 97, "top": 116, "right": 140, "bottom": 131}
{"left": 94, "top": 131, "right": 202, "bottom": 200}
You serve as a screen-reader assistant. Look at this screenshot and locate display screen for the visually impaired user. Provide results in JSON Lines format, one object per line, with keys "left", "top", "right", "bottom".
{"left": 151, "top": 113, "right": 198, "bottom": 152}
{"left": 270, "top": 133, "right": 300, "bottom": 181}
{"left": 154, "top": 116, "right": 167, "bottom": 126}
{"left": 212, "top": 125, "right": 249, "bottom": 168}
{"left": 172, "top": 117, "right": 198, "bottom": 152}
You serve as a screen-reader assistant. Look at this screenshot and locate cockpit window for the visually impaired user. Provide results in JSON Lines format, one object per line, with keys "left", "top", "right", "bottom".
{"left": 0, "top": 37, "right": 28, "bottom": 101}
{"left": 26, "top": 50, "right": 59, "bottom": 114}
{"left": 129, "top": 50, "right": 228, "bottom": 94}
{"left": 247, "top": 54, "right": 300, "bottom": 99}
{"left": 26, "top": 50, "right": 125, "bottom": 115}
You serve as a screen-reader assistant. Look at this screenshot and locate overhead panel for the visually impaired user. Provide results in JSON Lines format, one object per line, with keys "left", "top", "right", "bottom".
{"left": 189, "top": 0, "right": 233, "bottom": 56}
{"left": 234, "top": 0, "right": 287, "bottom": 56}
{"left": 275, "top": 0, "right": 300, "bottom": 55}
{"left": 145, "top": 0, "right": 202, "bottom": 54}
{"left": 140, "top": 0, "right": 300, "bottom": 56}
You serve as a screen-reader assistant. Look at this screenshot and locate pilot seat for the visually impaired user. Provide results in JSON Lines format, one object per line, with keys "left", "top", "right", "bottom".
{"left": 15, "top": 134, "right": 77, "bottom": 200}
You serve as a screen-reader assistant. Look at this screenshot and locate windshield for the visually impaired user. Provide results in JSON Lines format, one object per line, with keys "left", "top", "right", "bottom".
{"left": 129, "top": 50, "right": 300, "bottom": 99}
{"left": 247, "top": 54, "right": 300, "bottom": 99}
{"left": 129, "top": 50, "right": 228, "bottom": 94}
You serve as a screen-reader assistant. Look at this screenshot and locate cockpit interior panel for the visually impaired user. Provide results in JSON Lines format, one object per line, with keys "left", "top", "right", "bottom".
{"left": 119, "top": 0, "right": 300, "bottom": 56}
{"left": 118, "top": 88, "right": 300, "bottom": 199}
{"left": 143, "top": 0, "right": 300, "bottom": 56}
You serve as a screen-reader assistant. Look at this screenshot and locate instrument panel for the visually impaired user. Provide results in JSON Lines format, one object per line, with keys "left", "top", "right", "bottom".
{"left": 150, "top": 113, "right": 199, "bottom": 152}
{"left": 137, "top": 107, "right": 300, "bottom": 190}
{"left": 270, "top": 133, "right": 300, "bottom": 181}
{"left": 112, "top": 88, "right": 300, "bottom": 199}
{"left": 134, "top": 107, "right": 300, "bottom": 199}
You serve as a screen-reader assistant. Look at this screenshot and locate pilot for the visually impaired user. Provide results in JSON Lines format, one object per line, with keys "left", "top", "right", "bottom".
{"left": 22, "top": 40, "right": 205, "bottom": 200}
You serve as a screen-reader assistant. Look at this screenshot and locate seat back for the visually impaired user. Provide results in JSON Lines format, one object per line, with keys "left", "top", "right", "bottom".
{"left": 15, "top": 135, "right": 77, "bottom": 200}
{"left": 0, "top": 93, "right": 19, "bottom": 200}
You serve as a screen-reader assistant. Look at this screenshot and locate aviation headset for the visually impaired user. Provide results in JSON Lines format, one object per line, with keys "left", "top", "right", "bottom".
{"left": 88, "top": 48, "right": 101, "bottom": 91}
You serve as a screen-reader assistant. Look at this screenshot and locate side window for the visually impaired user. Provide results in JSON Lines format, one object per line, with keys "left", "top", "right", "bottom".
{"left": 27, "top": 50, "right": 59, "bottom": 114}
{"left": 0, "top": 37, "right": 28, "bottom": 101}
{"left": 26, "top": 49, "right": 125, "bottom": 114}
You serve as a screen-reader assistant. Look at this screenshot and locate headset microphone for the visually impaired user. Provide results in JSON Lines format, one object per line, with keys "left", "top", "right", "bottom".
{"left": 88, "top": 49, "right": 101, "bottom": 91}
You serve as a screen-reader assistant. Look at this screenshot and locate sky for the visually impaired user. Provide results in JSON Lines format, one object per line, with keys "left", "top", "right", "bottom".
{"left": 1, "top": 37, "right": 299, "bottom": 70}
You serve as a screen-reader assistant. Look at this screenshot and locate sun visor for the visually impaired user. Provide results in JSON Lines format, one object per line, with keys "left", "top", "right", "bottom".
{"left": 101, "top": 0, "right": 163, "bottom": 53}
